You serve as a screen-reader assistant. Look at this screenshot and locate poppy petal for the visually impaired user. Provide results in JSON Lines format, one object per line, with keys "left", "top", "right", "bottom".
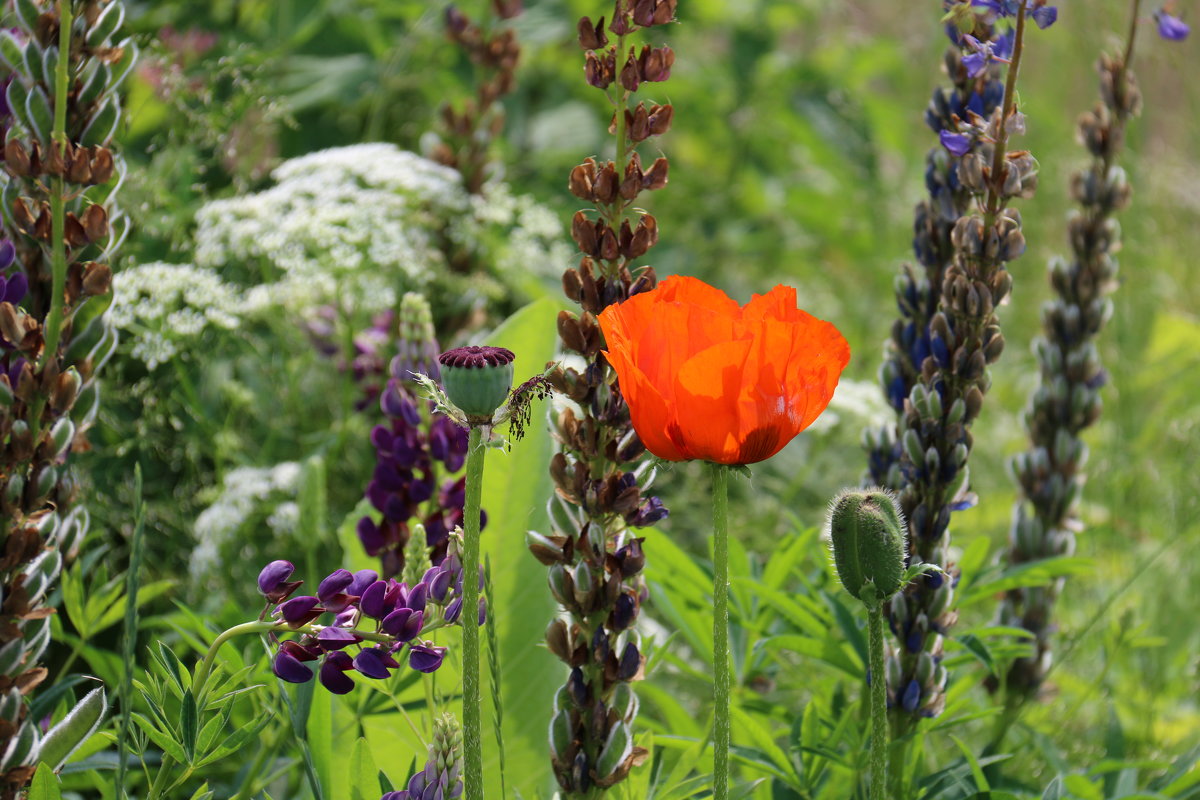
{"left": 673, "top": 338, "right": 755, "bottom": 463}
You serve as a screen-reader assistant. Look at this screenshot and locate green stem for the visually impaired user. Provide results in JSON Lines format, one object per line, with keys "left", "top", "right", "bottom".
{"left": 983, "top": 2, "right": 1027, "bottom": 222}
{"left": 462, "top": 425, "right": 486, "bottom": 800}
{"left": 710, "top": 462, "right": 730, "bottom": 800}
{"left": 41, "top": 0, "right": 73, "bottom": 368}
{"left": 867, "top": 602, "right": 888, "bottom": 800}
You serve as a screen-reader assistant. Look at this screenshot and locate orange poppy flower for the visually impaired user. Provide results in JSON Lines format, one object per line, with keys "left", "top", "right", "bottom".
{"left": 598, "top": 276, "right": 851, "bottom": 465}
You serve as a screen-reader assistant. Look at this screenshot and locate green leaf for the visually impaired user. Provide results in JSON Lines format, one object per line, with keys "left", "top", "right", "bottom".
{"left": 131, "top": 712, "right": 186, "bottom": 764}
{"left": 306, "top": 688, "right": 333, "bottom": 792}
{"left": 0, "top": 31, "right": 25, "bottom": 72}
{"left": 478, "top": 297, "right": 565, "bottom": 797}
{"left": 959, "top": 557, "right": 1093, "bottom": 607}
{"left": 1041, "top": 775, "right": 1064, "bottom": 800}
{"left": 37, "top": 686, "right": 108, "bottom": 770}
{"left": 94, "top": 579, "right": 175, "bottom": 635}
{"left": 180, "top": 689, "right": 198, "bottom": 763}
{"left": 953, "top": 633, "right": 996, "bottom": 676}
{"left": 80, "top": 97, "right": 120, "bottom": 147}
{"left": 949, "top": 735, "right": 991, "bottom": 792}
{"left": 349, "top": 738, "right": 380, "bottom": 800}
{"left": 27, "top": 764, "right": 62, "bottom": 800}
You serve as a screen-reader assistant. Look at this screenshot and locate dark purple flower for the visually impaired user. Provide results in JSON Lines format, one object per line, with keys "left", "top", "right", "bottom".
{"left": 444, "top": 597, "right": 463, "bottom": 624}
{"left": 0, "top": 240, "right": 14, "bottom": 270}
{"left": 318, "top": 569, "right": 358, "bottom": 613}
{"left": 348, "top": 569, "right": 379, "bottom": 598}
{"left": 277, "top": 596, "right": 322, "bottom": 626}
{"left": 360, "top": 580, "right": 391, "bottom": 618}
{"left": 408, "top": 642, "right": 447, "bottom": 673}
{"left": 316, "top": 626, "right": 361, "bottom": 651}
{"left": 2, "top": 272, "right": 27, "bottom": 305}
{"left": 357, "top": 516, "right": 386, "bottom": 556}
{"left": 428, "top": 569, "right": 453, "bottom": 603}
{"left": 257, "top": 560, "right": 302, "bottom": 603}
{"left": 940, "top": 130, "right": 973, "bottom": 157}
{"left": 406, "top": 582, "right": 429, "bottom": 614}
{"left": 273, "top": 649, "right": 314, "bottom": 683}
{"left": 382, "top": 607, "right": 424, "bottom": 641}
{"left": 628, "top": 497, "right": 668, "bottom": 528}
{"left": 617, "top": 642, "right": 641, "bottom": 681}
{"left": 1157, "top": 10, "right": 1190, "bottom": 40}
{"left": 320, "top": 651, "right": 356, "bottom": 694}
{"left": 902, "top": 679, "right": 922, "bottom": 712}
{"left": 353, "top": 647, "right": 399, "bottom": 679}
{"left": 381, "top": 380, "right": 421, "bottom": 425}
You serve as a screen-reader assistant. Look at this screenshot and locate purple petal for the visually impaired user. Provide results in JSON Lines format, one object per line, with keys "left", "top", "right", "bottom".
{"left": 1158, "top": 11, "right": 1190, "bottom": 40}
{"left": 317, "top": 569, "right": 354, "bottom": 603}
{"left": 939, "top": 130, "right": 973, "bottom": 157}
{"left": 316, "top": 626, "right": 361, "bottom": 651}
{"left": 273, "top": 650, "right": 314, "bottom": 683}
{"left": 360, "top": 580, "right": 391, "bottom": 618}
{"left": 257, "top": 560, "right": 295, "bottom": 596}
{"left": 347, "top": 568, "right": 378, "bottom": 598}
{"left": 408, "top": 643, "right": 447, "bottom": 674}
{"left": 353, "top": 647, "right": 394, "bottom": 679}
{"left": 277, "top": 596, "right": 321, "bottom": 625}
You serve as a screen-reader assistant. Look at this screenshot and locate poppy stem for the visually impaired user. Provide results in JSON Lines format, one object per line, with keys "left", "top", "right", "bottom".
{"left": 462, "top": 424, "right": 486, "bottom": 800}
{"left": 709, "top": 462, "right": 731, "bottom": 800}
{"left": 866, "top": 598, "right": 888, "bottom": 800}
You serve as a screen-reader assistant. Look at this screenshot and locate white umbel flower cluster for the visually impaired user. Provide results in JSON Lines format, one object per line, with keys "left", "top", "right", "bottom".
{"left": 192, "top": 143, "right": 566, "bottom": 316}
{"left": 110, "top": 262, "right": 243, "bottom": 370}
{"left": 192, "top": 462, "right": 303, "bottom": 579}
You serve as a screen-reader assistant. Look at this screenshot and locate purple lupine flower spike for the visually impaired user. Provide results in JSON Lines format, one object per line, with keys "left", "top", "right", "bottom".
{"left": 385, "top": 713, "right": 463, "bottom": 800}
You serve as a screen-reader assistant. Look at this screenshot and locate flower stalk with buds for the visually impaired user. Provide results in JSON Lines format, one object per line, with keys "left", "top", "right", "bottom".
{"left": 436, "top": 1, "right": 524, "bottom": 194}
{"left": 533, "top": 1, "right": 679, "bottom": 794}
{"left": 996, "top": 0, "right": 1181, "bottom": 703}
{"left": 0, "top": 0, "right": 133, "bottom": 793}
{"left": 868, "top": 1, "right": 1054, "bottom": 740}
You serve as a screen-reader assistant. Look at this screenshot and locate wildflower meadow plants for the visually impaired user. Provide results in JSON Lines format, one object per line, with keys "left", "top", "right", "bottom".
{"left": 3, "top": 0, "right": 1198, "bottom": 798}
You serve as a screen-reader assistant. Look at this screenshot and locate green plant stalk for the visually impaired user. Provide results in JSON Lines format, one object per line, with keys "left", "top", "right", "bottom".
{"left": 867, "top": 599, "right": 888, "bottom": 800}
{"left": 710, "top": 462, "right": 730, "bottom": 800}
{"left": 462, "top": 425, "right": 485, "bottom": 800}
{"left": 192, "top": 620, "right": 409, "bottom": 693}
{"left": 485, "top": 554, "right": 508, "bottom": 798}
{"left": 116, "top": 466, "right": 146, "bottom": 798}
{"left": 41, "top": 0, "right": 73, "bottom": 368}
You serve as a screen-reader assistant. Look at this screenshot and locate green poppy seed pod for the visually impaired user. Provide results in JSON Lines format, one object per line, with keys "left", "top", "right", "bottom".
{"left": 437, "top": 345, "right": 515, "bottom": 424}
{"left": 827, "top": 488, "right": 908, "bottom": 606}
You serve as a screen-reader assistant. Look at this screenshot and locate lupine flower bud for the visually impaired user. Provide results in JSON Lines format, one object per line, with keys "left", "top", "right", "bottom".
{"left": 278, "top": 596, "right": 322, "bottom": 626}
{"left": 437, "top": 345, "right": 515, "bottom": 422}
{"left": 827, "top": 489, "right": 908, "bottom": 605}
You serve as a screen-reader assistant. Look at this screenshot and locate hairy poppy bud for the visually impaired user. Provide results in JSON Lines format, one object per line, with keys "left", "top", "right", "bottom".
{"left": 827, "top": 488, "right": 907, "bottom": 605}
{"left": 438, "top": 345, "right": 515, "bottom": 423}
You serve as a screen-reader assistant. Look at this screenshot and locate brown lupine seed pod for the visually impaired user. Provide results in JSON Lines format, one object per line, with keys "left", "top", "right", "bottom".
{"left": 65, "top": 213, "right": 89, "bottom": 248}
{"left": 578, "top": 15, "right": 608, "bottom": 49}
{"left": 44, "top": 142, "right": 66, "bottom": 177}
{"left": 571, "top": 211, "right": 597, "bottom": 253}
{"left": 594, "top": 163, "right": 618, "bottom": 204}
{"left": 558, "top": 310, "right": 587, "bottom": 354}
{"left": 82, "top": 204, "right": 108, "bottom": 242}
{"left": 562, "top": 268, "right": 584, "bottom": 302}
{"left": 67, "top": 147, "right": 93, "bottom": 184}
{"left": 642, "top": 157, "right": 668, "bottom": 190}
{"left": 619, "top": 51, "right": 641, "bottom": 92}
{"left": 12, "top": 197, "right": 37, "bottom": 232}
{"left": 647, "top": 103, "right": 673, "bottom": 135}
{"left": 35, "top": 203, "right": 54, "bottom": 241}
{"left": 628, "top": 105, "right": 651, "bottom": 142}
{"left": 0, "top": 303, "right": 25, "bottom": 347}
{"left": 638, "top": 45, "right": 673, "bottom": 82}
{"left": 586, "top": 51, "right": 613, "bottom": 89}
{"left": 569, "top": 160, "right": 596, "bottom": 200}
{"left": 82, "top": 262, "right": 112, "bottom": 296}
{"left": 598, "top": 225, "right": 620, "bottom": 260}
{"left": 5, "top": 140, "right": 32, "bottom": 176}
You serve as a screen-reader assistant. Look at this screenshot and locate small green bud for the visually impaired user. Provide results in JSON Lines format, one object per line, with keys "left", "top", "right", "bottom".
{"left": 827, "top": 488, "right": 908, "bottom": 606}
{"left": 595, "top": 720, "right": 633, "bottom": 780}
{"left": 438, "top": 346, "right": 515, "bottom": 423}
{"left": 549, "top": 709, "right": 572, "bottom": 761}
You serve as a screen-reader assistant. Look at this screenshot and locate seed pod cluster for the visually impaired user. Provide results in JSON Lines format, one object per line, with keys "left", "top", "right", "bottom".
{"left": 534, "top": 0, "right": 676, "bottom": 794}
{"left": 432, "top": 3, "right": 524, "bottom": 194}
{"left": 995, "top": 46, "right": 1143, "bottom": 699}
{"left": 0, "top": 1, "right": 132, "bottom": 794}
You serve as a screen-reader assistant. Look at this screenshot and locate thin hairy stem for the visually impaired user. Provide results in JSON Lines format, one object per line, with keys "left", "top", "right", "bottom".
{"left": 710, "top": 462, "right": 731, "bottom": 800}
{"left": 461, "top": 425, "right": 486, "bottom": 800}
